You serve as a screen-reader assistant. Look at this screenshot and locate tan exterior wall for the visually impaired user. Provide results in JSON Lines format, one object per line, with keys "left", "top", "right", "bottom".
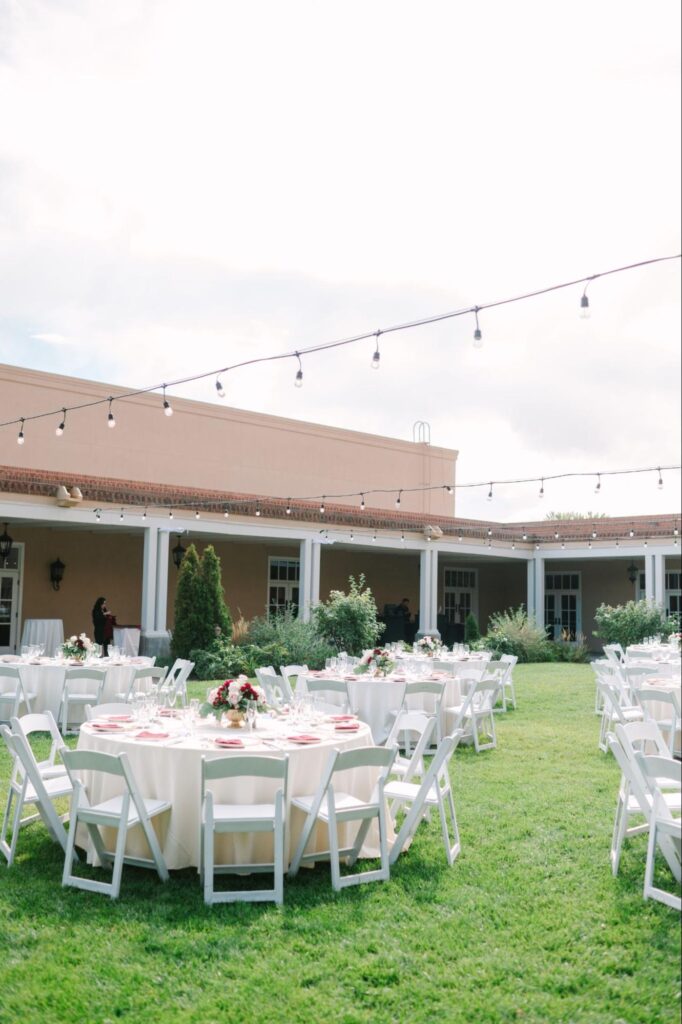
{"left": 320, "top": 549, "right": 421, "bottom": 615}
{"left": 12, "top": 526, "right": 144, "bottom": 641}
{"left": 0, "top": 365, "right": 457, "bottom": 516}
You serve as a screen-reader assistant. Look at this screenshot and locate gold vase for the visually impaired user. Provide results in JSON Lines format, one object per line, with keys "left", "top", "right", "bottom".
{"left": 226, "top": 710, "right": 245, "bottom": 728}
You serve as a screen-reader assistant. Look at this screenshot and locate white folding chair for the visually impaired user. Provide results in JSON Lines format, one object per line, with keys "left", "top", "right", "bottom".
{"left": 446, "top": 677, "right": 501, "bottom": 752}
{"left": 118, "top": 666, "right": 168, "bottom": 703}
{"left": 200, "top": 753, "right": 288, "bottom": 905}
{"left": 597, "top": 679, "right": 644, "bottom": 753}
{"left": 497, "top": 654, "right": 518, "bottom": 711}
{"left": 0, "top": 667, "right": 34, "bottom": 722}
{"left": 58, "top": 668, "right": 106, "bottom": 734}
{"left": 0, "top": 722, "right": 74, "bottom": 866}
{"left": 85, "top": 702, "right": 135, "bottom": 721}
{"left": 637, "top": 753, "right": 682, "bottom": 911}
{"left": 288, "top": 745, "right": 396, "bottom": 891}
{"left": 12, "top": 711, "right": 68, "bottom": 780}
{"left": 387, "top": 732, "right": 463, "bottom": 866}
{"left": 255, "top": 667, "right": 289, "bottom": 707}
{"left": 403, "top": 681, "right": 445, "bottom": 746}
{"left": 634, "top": 687, "right": 681, "bottom": 757}
{"left": 61, "top": 748, "right": 171, "bottom": 899}
{"left": 160, "top": 660, "right": 193, "bottom": 707}
{"left": 383, "top": 710, "right": 436, "bottom": 786}
{"left": 604, "top": 643, "right": 625, "bottom": 668}
{"left": 280, "top": 665, "right": 308, "bottom": 700}
{"left": 306, "top": 678, "right": 350, "bottom": 715}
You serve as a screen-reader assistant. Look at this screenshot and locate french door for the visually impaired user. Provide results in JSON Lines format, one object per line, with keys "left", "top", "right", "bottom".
{"left": 544, "top": 572, "right": 581, "bottom": 641}
{"left": 0, "top": 572, "right": 19, "bottom": 653}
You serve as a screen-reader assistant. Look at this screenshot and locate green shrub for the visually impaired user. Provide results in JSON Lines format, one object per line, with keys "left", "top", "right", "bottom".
{"left": 550, "top": 637, "right": 591, "bottom": 663}
{"left": 480, "top": 606, "right": 554, "bottom": 663}
{"left": 189, "top": 638, "right": 252, "bottom": 681}
{"left": 247, "top": 610, "right": 334, "bottom": 670}
{"left": 313, "top": 574, "right": 384, "bottom": 656}
{"left": 464, "top": 613, "right": 481, "bottom": 644}
{"left": 593, "top": 600, "right": 680, "bottom": 649}
{"left": 201, "top": 545, "right": 232, "bottom": 639}
{"left": 172, "top": 544, "right": 233, "bottom": 662}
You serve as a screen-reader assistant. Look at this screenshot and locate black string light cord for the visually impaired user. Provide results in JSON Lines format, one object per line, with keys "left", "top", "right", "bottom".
{"left": 1, "top": 253, "right": 679, "bottom": 435}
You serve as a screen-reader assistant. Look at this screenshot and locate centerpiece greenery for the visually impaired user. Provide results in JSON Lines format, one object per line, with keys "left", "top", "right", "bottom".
{"left": 200, "top": 676, "right": 267, "bottom": 721}
{"left": 355, "top": 648, "right": 395, "bottom": 676}
{"left": 414, "top": 635, "right": 443, "bottom": 656}
{"left": 61, "top": 634, "right": 94, "bottom": 660}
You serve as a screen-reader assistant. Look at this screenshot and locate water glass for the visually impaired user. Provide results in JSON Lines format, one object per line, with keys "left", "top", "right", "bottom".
{"left": 246, "top": 702, "right": 257, "bottom": 732}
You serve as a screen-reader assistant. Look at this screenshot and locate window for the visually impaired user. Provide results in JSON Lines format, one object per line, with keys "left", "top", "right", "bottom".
{"left": 267, "top": 558, "right": 300, "bottom": 617}
{"left": 544, "top": 571, "right": 581, "bottom": 641}
{"left": 665, "top": 571, "right": 681, "bottom": 619}
{"left": 443, "top": 568, "right": 478, "bottom": 625}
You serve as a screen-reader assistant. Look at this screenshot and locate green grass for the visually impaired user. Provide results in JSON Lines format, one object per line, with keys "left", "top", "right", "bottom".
{"left": 0, "top": 665, "right": 680, "bottom": 1024}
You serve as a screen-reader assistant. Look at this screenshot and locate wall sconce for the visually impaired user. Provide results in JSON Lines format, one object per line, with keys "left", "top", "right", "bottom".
{"left": 50, "top": 557, "right": 65, "bottom": 590}
{"left": 627, "top": 562, "right": 639, "bottom": 585}
{"left": 172, "top": 536, "right": 187, "bottom": 569}
{"left": 0, "top": 523, "right": 13, "bottom": 562}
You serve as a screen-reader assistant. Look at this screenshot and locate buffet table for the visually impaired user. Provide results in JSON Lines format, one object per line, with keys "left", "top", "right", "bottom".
{"left": 76, "top": 716, "right": 386, "bottom": 870}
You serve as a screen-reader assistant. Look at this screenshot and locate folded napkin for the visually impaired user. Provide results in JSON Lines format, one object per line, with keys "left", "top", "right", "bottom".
{"left": 287, "top": 734, "right": 321, "bottom": 744}
{"left": 214, "top": 737, "right": 244, "bottom": 748}
{"left": 91, "top": 722, "right": 124, "bottom": 731}
{"left": 335, "top": 723, "right": 360, "bottom": 731}
{"left": 158, "top": 708, "right": 180, "bottom": 718}
{"left": 106, "top": 714, "right": 133, "bottom": 722}
{"left": 134, "top": 730, "right": 170, "bottom": 741}
{"left": 329, "top": 714, "right": 357, "bottom": 722}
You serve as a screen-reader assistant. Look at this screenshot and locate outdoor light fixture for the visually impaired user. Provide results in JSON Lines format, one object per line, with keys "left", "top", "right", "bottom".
{"left": 657, "top": 468, "right": 663, "bottom": 489}
{"left": 0, "top": 524, "right": 13, "bottom": 562}
{"left": 56, "top": 409, "right": 66, "bottom": 436}
{"left": 473, "top": 307, "right": 483, "bottom": 348}
{"left": 294, "top": 353, "right": 303, "bottom": 388}
{"left": 50, "top": 557, "right": 65, "bottom": 591}
{"left": 172, "top": 536, "right": 186, "bottom": 569}
{"left": 215, "top": 375, "right": 226, "bottom": 398}
{"left": 162, "top": 386, "right": 173, "bottom": 416}
{"left": 17, "top": 418, "right": 25, "bottom": 445}
{"left": 538, "top": 479, "right": 544, "bottom": 499}
{"left": 627, "top": 562, "right": 639, "bottom": 585}
{"left": 594, "top": 474, "right": 601, "bottom": 494}
{"left": 107, "top": 399, "right": 116, "bottom": 428}
{"left": 579, "top": 292, "right": 590, "bottom": 318}
{"left": 371, "top": 331, "right": 381, "bottom": 369}
{"left": 319, "top": 499, "right": 325, "bottom": 515}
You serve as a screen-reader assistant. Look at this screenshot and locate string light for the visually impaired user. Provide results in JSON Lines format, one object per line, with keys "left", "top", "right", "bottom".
{"left": 372, "top": 530, "right": 377, "bottom": 542}
{"left": 554, "top": 531, "right": 560, "bottom": 540}
{"left": 395, "top": 491, "right": 402, "bottom": 510}
{"left": 591, "top": 526, "right": 597, "bottom": 539}
{"left": 629, "top": 528, "right": 634, "bottom": 538}
{"left": 539, "top": 479, "right": 544, "bottom": 499}
{"left": 371, "top": 331, "right": 381, "bottom": 370}
{"left": 215, "top": 376, "right": 226, "bottom": 399}
{"left": 95, "top": 508, "right": 101, "bottom": 521}
{"left": 446, "top": 485, "right": 454, "bottom": 496}
{"left": 168, "top": 509, "right": 173, "bottom": 519}
{"left": 579, "top": 288, "right": 591, "bottom": 319}
{"left": 255, "top": 503, "right": 261, "bottom": 517}
{"left": 401, "top": 532, "right": 405, "bottom": 543}
{"left": 223, "top": 507, "right": 229, "bottom": 518}
{"left": 487, "top": 483, "right": 493, "bottom": 501}
{"left": 657, "top": 468, "right": 663, "bottom": 489}
{"left": 55, "top": 410, "right": 66, "bottom": 437}
{"left": 294, "top": 353, "right": 303, "bottom": 389}
{"left": 17, "top": 419, "right": 25, "bottom": 445}
{"left": 349, "top": 529, "right": 354, "bottom": 541}
{"left": 195, "top": 511, "right": 200, "bottom": 520}
{"left": 107, "top": 398, "right": 116, "bottom": 429}
{"left": 360, "top": 494, "right": 365, "bottom": 511}
{"left": 473, "top": 307, "right": 483, "bottom": 348}
{"left": 119, "top": 509, "right": 124, "bottom": 521}
{"left": 142, "top": 509, "right": 147, "bottom": 520}
{"left": 285, "top": 500, "right": 292, "bottom": 515}
{"left": 522, "top": 529, "right": 528, "bottom": 541}
{"left": 3, "top": 255, "right": 679, "bottom": 442}
{"left": 487, "top": 528, "right": 493, "bottom": 537}
{"left": 594, "top": 474, "right": 601, "bottom": 495}
{"left": 162, "top": 386, "right": 173, "bottom": 417}
{"left": 319, "top": 498, "right": 325, "bottom": 515}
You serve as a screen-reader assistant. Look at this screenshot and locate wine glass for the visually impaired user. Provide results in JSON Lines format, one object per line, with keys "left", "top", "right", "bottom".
{"left": 246, "top": 701, "right": 257, "bottom": 732}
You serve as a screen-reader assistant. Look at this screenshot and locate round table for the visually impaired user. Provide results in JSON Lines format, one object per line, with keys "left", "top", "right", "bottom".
{"left": 20, "top": 619, "right": 64, "bottom": 655}
{"left": 76, "top": 716, "right": 385, "bottom": 870}
{"left": 16, "top": 657, "right": 154, "bottom": 722}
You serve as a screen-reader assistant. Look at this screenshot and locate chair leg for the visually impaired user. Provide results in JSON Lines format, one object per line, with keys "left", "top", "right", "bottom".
{"left": 273, "top": 799, "right": 284, "bottom": 906}
{"left": 0, "top": 786, "right": 17, "bottom": 864}
{"left": 610, "top": 791, "right": 627, "bottom": 876}
{"left": 139, "top": 815, "right": 169, "bottom": 883}
{"left": 203, "top": 802, "right": 214, "bottom": 905}
{"left": 327, "top": 807, "right": 342, "bottom": 892}
{"left": 110, "top": 817, "right": 129, "bottom": 899}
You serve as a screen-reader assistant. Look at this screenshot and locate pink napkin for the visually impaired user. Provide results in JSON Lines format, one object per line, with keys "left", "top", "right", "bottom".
{"left": 215, "top": 737, "right": 244, "bottom": 748}
{"left": 134, "top": 730, "right": 170, "bottom": 741}
{"left": 106, "top": 714, "right": 133, "bottom": 722}
{"left": 91, "top": 722, "right": 124, "bottom": 731}
{"left": 287, "top": 734, "right": 321, "bottom": 744}
{"left": 335, "top": 723, "right": 360, "bottom": 732}
{"left": 329, "top": 714, "right": 357, "bottom": 722}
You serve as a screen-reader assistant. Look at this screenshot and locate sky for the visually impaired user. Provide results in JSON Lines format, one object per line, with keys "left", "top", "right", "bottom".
{"left": 0, "top": 0, "right": 680, "bottom": 524}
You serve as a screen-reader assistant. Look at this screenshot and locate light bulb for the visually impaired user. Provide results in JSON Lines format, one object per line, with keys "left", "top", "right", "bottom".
{"left": 657, "top": 469, "right": 663, "bottom": 489}
{"left": 579, "top": 293, "right": 590, "bottom": 318}
{"left": 169, "top": 510, "right": 173, "bottom": 519}
{"left": 522, "top": 532, "right": 528, "bottom": 541}
{"left": 360, "top": 495, "right": 365, "bottom": 511}
{"left": 17, "top": 420, "right": 25, "bottom": 445}
{"left": 216, "top": 377, "right": 226, "bottom": 399}
{"left": 458, "top": 534, "right": 463, "bottom": 542}
{"left": 487, "top": 484, "right": 493, "bottom": 501}
{"left": 195, "top": 511, "right": 200, "bottom": 520}
{"left": 56, "top": 419, "right": 65, "bottom": 437}
{"left": 473, "top": 309, "right": 483, "bottom": 348}
{"left": 224, "top": 509, "right": 229, "bottom": 518}
{"left": 395, "top": 492, "right": 402, "bottom": 509}
{"left": 163, "top": 399, "right": 173, "bottom": 416}
{"left": 371, "top": 348, "right": 380, "bottom": 370}
{"left": 401, "top": 532, "right": 405, "bottom": 543}
{"left": 539, "top": 480, "right": 544, "bottom": 499}
{"left": 108, "top": 411, "right": 116, "bottom": 428}
{"left": 320, "top": 500, "right": 325, "bottom": 515}
{"left": 294, "top": 369, "right": 303, "bottom": 388}
{"left": 255, "top": 504, "right": 261, "bottom": 517}
{"left": 446, "top": 486, "right": 454, "bottom": 495}
{"left": 594, "top": 475, "right": 601, "bottom": 495}
{"left": 285, "top": 501, "right": 291, "bottom": 515}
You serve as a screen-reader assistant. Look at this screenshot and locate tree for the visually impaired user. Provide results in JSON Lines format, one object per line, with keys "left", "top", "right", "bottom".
{"left": 171, "top": 544, "right": 203, "bottom": 660}
{"left": 200, "top": 545, "right": 232, "bottom": 640}
{"left": 545, "top": 512, "right": 608, "bottom": 520}
{"left": 312, "top": 574, "right": 384, "bottom": 656}
{"left": 464, "top": 613, "right": 480, "bottom": 643}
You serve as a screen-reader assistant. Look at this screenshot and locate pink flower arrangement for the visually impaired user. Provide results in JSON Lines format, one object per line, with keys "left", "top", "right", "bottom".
{"left": 202, "top": 675, "right": 267, "bottom": 716}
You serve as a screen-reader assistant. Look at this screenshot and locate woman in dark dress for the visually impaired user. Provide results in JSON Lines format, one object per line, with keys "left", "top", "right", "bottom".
{"left": 92, "top": 596, "right": 109, "bottom": 656}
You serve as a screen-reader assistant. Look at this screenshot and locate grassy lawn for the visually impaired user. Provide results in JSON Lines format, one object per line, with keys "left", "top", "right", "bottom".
{"left": 0, "top": 664, "right": 679, "bottom": 1024}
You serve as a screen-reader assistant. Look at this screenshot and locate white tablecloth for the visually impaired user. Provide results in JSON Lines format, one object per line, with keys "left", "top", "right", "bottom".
{"left": 17, "top": 657, "right": 154, "bottom": 722}
{"left": 76, "top": 717, "right": 386, "bottom": 870}
{"left": 20, "top": 619, "right": 64, "bottom": 655}
{"left": 113, "top": 628, "right": 141, "bottom": 657}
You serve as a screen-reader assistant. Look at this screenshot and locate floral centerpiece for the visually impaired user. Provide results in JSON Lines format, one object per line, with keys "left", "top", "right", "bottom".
{"left": 414, "top": 635, "right": 443, "bottom": 656}
{"left": 355, "top": 648, "right": 395, "bottom": 677}
{"left": 201, "top": 675, "right": 267, "bottom": 726}
{"left": 61, "top": 633, "right": 94, "bottom": 661}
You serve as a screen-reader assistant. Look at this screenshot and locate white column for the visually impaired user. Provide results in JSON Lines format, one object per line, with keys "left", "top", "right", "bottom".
{"left": 299, "top": 538, "right": 312, "bottom": 621}
{"left": 533, "top": 553, "right": 545, "bottom": 629}
{"left": 310, "top": 541, "right": 321, "bottom": 608}
{"left": 526, "top": 559, "right": 536, "bottom": 620}
{"left": 653, "top": 553, "right": 665, "bottom": 608}
{"left": 155, "top": 531, "right": 170, "bottom": 633}
{"left": 419, "top": 547, "right": 438, "bottom": 633}
{"left": 644, "top": 553, "right": 655, "bottom": 603}
{"left": 140, "top": 527, "right": 158, "bottom": 634}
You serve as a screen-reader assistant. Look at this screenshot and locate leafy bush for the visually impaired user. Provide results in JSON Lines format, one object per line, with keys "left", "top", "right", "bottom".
{"left": 247, "top": 611, "right": 334, "bottom": 670}
{"left": 480, "top": 606, "right": 554, "bottom": 663}
{"left": 201, "top": 545, "right": 232, "bottom": 639}
{"left": 593, "top": 600, "right": 680, "bottom": 649}
{"left": 550, "top": 636, "right": 591, "bottom": 663}
{"left": 313, "top": 575, "right": 384, "bottom": 656}
{"left": 172, "top": 544, "right": 232, "bottom": 660}
{"left": 464, "top": 613, "right": 481, "bottom": 644}
{"left": 189, "top": 638, "right": 252, "bottom": 681}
